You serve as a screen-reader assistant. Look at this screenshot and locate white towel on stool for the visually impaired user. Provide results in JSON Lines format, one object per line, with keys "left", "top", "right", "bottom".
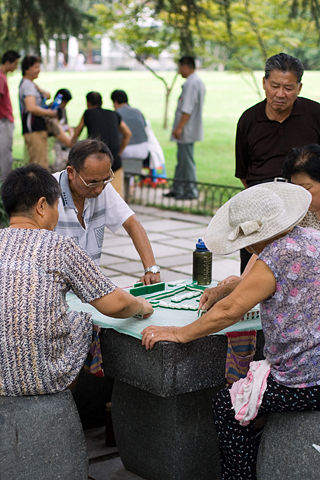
{"left": 229, "top": 359, "right": 271, "bottom": 426}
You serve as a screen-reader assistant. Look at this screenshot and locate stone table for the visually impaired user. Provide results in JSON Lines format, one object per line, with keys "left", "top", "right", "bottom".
{"left": 68, "top": 286, "right": 264, "bottom": 480}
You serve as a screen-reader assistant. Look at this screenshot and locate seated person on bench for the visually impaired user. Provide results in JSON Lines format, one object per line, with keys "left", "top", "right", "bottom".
{"left": 0, "top": 164, "right": 152, "bottom": 396}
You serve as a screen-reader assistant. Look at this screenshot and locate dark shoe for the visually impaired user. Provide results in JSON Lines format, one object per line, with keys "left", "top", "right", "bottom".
{"left": 163, "top": 191, "right": 176, "bottom": 198}
{"left": 176, "top": 194, "right": 198, "bottom": 200}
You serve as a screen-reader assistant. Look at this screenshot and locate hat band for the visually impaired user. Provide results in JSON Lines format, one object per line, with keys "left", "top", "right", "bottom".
{"left": 228, "top": 220, "right": 262, "bottom": 241}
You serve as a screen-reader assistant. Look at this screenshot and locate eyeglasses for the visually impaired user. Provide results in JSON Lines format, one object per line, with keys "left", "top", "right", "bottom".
{"left": 77, "top": 169, "right": 114, "bottom": 188}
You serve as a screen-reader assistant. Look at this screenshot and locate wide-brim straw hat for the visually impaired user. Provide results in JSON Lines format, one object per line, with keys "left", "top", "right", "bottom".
{"left": 204, "top": 182, "right": 311, "bottom": 255}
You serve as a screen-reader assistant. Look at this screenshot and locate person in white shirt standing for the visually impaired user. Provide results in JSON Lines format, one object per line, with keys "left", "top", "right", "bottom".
{"left": 165, "top": 56, "right": 206, "bottom": 200}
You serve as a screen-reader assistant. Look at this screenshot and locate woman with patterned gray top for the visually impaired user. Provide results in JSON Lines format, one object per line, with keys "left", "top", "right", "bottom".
{"left": 0, "top": 165, "right": 152, "bottom": 396}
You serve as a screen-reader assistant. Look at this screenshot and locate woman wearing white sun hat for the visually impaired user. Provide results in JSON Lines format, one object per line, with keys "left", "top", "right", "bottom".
{"left": 142, "top": 181, "right": 320, "bottom": 480}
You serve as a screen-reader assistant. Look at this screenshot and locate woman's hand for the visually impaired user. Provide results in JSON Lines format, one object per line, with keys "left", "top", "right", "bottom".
{"left": 198, "top": 286, "right": 225, "bottom": 311}
{"left": 137, "top": 297, "right": 154, "bottom": 319}
{"left": 141, "top": 325, "right": 183, "bottom": 350}
{"left": 199, "top": 277, "right": 242, "bottom": 311}
{"left": 219, "top": 275, "right": 240, "bottom": 286}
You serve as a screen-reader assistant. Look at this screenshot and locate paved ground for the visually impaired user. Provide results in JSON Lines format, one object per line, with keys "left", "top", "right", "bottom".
{"left": 85, "top": 203, "right": 240, "bottom": 479}
{"left": 99, "top": 204, "right": 240, "bottom": 287}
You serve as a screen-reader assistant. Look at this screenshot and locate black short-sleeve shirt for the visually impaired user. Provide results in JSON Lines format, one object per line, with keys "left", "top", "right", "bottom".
{"left": 84, "top": 108, "right": 122, "bottom": 171}
{"left": 235, "top": 97, "right": 320, "bottom": 184}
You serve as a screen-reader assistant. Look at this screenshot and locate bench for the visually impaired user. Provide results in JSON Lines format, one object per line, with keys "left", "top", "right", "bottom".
{"left": 0, "top": 390, "right": 88, "bottom": 480}
{"left": 122, "top": 157, "right": 144, "bottom": 202}
{"left": 257, "top": 410, "right": 320, "bottom": 479}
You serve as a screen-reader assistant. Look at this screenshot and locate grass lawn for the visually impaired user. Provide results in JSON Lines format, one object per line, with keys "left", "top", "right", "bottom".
{"left": 8, "top": 69, "right": 320, "bottom": 187}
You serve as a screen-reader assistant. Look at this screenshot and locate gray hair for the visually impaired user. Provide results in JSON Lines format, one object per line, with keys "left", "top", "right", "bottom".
{"left": 265, "top": 53, "right": 304, "bottom": 83}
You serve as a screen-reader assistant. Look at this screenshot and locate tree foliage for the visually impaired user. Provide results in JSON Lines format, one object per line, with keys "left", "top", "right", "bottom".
{"left": 0, "top": 0, "right": 92, "bottom": 53}
{"left": 90, "top": 1, "right": 181, "bottom": 128}
{"left": 89, "top": 0, "right": 320, "bottom": 118}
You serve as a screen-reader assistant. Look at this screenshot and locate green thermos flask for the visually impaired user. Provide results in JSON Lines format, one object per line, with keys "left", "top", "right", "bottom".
{"left": 192, "top": 238, "right": 212, "bottom": 285}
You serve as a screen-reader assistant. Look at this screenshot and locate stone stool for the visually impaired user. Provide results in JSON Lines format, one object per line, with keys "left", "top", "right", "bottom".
{"left": 0, "top": 390, "right": 88, "bottom": 480}
{"left": 122, "top": 157, "right": 144, "bottom": 201}
{"left": 257, "top": 411, "right": 320, "bottom": 480}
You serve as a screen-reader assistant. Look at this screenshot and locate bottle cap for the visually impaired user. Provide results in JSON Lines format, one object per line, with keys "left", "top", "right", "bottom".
{"left": 196, "top": 238, "right": 209, "bottom": 251}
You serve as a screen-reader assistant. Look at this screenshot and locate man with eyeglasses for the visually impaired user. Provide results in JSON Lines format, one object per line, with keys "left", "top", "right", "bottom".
{"left": 53, "top": 138, "right": 161, "bottom": 285}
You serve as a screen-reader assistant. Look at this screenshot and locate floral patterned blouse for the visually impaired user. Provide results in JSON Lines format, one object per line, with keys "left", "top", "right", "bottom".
{"left": 0, "top": 228, "right": 116, "bottom": 396}
{"left": 259, "top": 226, "right": 320, "bottom": 388}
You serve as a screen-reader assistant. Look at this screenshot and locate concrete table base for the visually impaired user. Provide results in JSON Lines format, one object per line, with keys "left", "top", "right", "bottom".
{"left": 112, "top": 380, "right": 223, "bottom": 480}
{"left": 102, "top": 329, "right": 265, "bottom": 480}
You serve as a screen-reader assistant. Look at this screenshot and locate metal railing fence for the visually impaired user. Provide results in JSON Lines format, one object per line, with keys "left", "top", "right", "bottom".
{"left": 124, "top": 172, "right": 243, "bottom": 216}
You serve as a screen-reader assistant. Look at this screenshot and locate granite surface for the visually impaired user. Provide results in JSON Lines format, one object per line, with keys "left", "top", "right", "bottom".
{"left": 101, "top": 329, "right": 265, "bottom": 397}
{"left": 257, "top": 410, "right": 320, "bottom": 480}
{"left": 101, "top": 329, "right": 264, "bottom": 480}
{"left": 0, "top": 390, "right": 88, "bottom": 480}
{"left": 112, "top": 380, "right": 222, "bottom": 480}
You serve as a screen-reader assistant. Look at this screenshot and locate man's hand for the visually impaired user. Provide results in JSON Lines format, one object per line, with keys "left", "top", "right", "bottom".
{"left": 141, "top": 325, "right": 183, "bottom": 350}
{"left": 140, "top": 272, "right": 161, "bottom": 285}
{"left": 172, "top": 126, "right": 183, "bottom": 139}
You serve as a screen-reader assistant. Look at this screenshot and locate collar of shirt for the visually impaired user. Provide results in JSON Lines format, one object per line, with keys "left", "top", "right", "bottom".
{"left": 59, "top": 170, "right": 77, "bottom": 209}
{"left": 59, "top": 169, "right": 93, "bottom": 219}
{"left": 256, "top": 97, "right": 303, "bottom": 123}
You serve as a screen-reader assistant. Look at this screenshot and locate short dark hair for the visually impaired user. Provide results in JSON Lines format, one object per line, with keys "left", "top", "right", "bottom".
{"left": 67, "top": 139, "right": 113, "bottom": 171}
{"left": 86, "top": 91, "right": 102, "bottom": 107}
{"left": 282, "top": 144, "right": 320, "bottom": 183}
{"left": 111, "top": 89, "right": 128, "bottom": 104}
{"left": 2, "top": 50, "right": 20, "bottom": 64}
{"left": 1, "top": 164, "right": 61, "bottom": 217}
{"left": 55, "top": 88, "right": 72, "bottom": 103}
{"left": 265, "top": 53, "right": 304, "bottom": 83}
{"left": 178, "top": 56, "right": 196, "bottom": 69}
{"left": 21, "top": 55, "right": 41, "bottom": 76}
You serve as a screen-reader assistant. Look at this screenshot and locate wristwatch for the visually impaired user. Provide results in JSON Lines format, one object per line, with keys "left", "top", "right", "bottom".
{"left": 144, "top": 265, "right": 161, "bottom": 274}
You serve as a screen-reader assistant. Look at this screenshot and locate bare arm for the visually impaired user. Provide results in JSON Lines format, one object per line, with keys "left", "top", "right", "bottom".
{"left": 198, "top": 253, "right": 258, "bottom": 311}
{"left": 71, "top": 115, "right": 85, "bottom": 144}
{"left": 119, "top": 120, "right": 132, "bottom": 154}
{"left": 90, "top": 288, "right": 153, "bottom": 318}
{"left": 24, "top": 96, "right": 57, "bottom": 118}
{"left": 240, "top": 178, "right": 248, "bottom": 188}
{"left": 142, "top": 259, "right": 276, "bottom": 349}
{"left": 242, "top": 254, "right": 258, "bottom": 276}
{"left": 55, "top": 126, "right": 73, "bottom": 148}
{"left": 34, "top": 83, "right": 50, "bottom": 99}
{"left": 122, "top": 215, "right": 160, "bottom": 285}
{"left": 172, "top": 112, "right": 191, "bottom": 139}
{"left": 198, "top": 278, "right": 241, "bottom": 311}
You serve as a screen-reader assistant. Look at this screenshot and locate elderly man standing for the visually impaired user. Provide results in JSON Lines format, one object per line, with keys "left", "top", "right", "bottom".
{"left": 0, "top": 50, "right": 20, "bottom": 182}
{"left": 164, "top": 56, "right": 205, "bottom": 200}
{"left": 235, "top": 52, "right": 320, "bottom": 271}
{"left": 53, "top": 138, "right": 161, "bottom": 285}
